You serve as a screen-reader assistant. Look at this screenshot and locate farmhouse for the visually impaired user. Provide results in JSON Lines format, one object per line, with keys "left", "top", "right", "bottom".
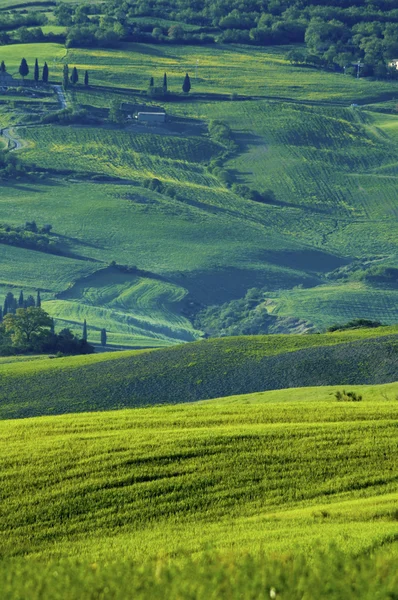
{"left": 136, "top": 112, "right": 166, "bottom": 123}
{"left": 388, "top": 59, "right": 398, "bottom": 70}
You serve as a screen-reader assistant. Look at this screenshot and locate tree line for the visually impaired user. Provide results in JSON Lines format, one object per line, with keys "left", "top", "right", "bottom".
{"left": 44, "top": 0, "right": 398, "bottom": 77}
{"left": 2, "top": 2, "right": 398, "bottom": 76}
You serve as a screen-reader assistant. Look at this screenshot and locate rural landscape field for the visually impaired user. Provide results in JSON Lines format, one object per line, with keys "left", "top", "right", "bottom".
{"left": 1, "top": 0, "right": 398, "bottom": 597}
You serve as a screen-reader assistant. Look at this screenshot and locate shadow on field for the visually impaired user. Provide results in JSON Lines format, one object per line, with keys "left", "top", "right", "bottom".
{"left": 259, "top": 249, "right": 349, "bottom": 273}
{"left": 172, "top": 265, "right": 320, "bottom": 305}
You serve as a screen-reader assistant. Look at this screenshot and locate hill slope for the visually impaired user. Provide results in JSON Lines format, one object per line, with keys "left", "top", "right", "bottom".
{"left": 1, "top": 327, "right": 397, "bottom": 419}
{"left": 1, "top": 384, "right": 398, "bottom": 597}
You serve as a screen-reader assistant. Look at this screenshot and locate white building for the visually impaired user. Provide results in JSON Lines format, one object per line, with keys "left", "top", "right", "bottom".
{"left": 136, "top": 112, "right": 166, "bottom": 123}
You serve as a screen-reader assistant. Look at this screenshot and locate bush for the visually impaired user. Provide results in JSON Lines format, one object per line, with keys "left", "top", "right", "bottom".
{"left": 335, "top": 390, "right": 362, "bottom": 402}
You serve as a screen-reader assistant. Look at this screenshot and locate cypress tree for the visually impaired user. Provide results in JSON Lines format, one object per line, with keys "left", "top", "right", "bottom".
{"left": 26, "top": 295, "right": 35, "bottom": 308}
{"left": 36, "top": 290, "right": 41, "bottom": 307}
{"left": 19, "top": 58, "right": 29, "bottom": 82}
{"left": 50, "top": 318, "right": 55, "bottom": 335}
{"left": 0, "top": 61, "right": 6, "bottom": 73}
{"left": 42, "top": 62, "right": 49, "bottom": 84}
{"left": 63, "top": 64, "right": 69, "bottom": 90}
{"left": 163, "top": 72, "right": 168, "bottom": 93}
{"left": 0, "top": 306, "right": 2, "bottom": 322}
{"left": 34, "top": 58, "right": 39, "bottom": 83}
{"left": 182, "top": 72, "right": 191, "bottom": 93}
{"left": 82, "top": 319, "right": 87, "bottom": 341}
{"left": 101, "top": 328, "right": 107, "bottom": 347}
{"left": 18, "top": 290, "right": 24, "bottom": 308}
{"left": 149, "top": 76, "right": 154, "bottom": 87}
{"left": 70, "top": 67, "right": 78, "bottom": 85}
{"left": 84, "top": 70, "right": 89, "bottom": 86}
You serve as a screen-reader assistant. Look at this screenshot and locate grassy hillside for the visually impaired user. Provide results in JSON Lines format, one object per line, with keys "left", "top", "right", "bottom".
{"left": 1, "top": 42, "right": 398, "bottom": 343}
{"left": 1, "top": 327, "right": 397, "bottom": 419}
{"left": 1, "top": 384, "right": 397, "bottom": 597}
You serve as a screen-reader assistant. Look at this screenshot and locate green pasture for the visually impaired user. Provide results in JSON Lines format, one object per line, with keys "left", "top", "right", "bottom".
{"left": 0, "top": 384, "right": 397, "bottom": 596}
{"left": 1, "top": 327, "right": 397, "bottom": 419}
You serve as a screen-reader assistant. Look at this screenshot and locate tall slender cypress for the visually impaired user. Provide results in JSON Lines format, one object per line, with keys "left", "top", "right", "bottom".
{"left": 70, "top": 66, "right": 78, "bottom": 85}
{"left": 83, "top": 319, "right": 87, "bottom": 341}
{"left": 34, "top": 58, "right": 39, "bottom": 83}
{"left": 101, "top": 328, "right": 107, "bottom": 347}
{"left": 42, "top": 62, "right": 49, "bottom": 84}
{"left": 182, "top": 72, "right": 191, "bottom": 93}
{"left": 18, "top": 290, "right": 24, "bottom": 307}
{"left": 163, "top": 72, "right": 168, "bottom": 93}
{"left": 36, "top": 290, "right": 41, "bottom": 308}
{"left": 84, "top": 70, "right": 89, "bottom": 86}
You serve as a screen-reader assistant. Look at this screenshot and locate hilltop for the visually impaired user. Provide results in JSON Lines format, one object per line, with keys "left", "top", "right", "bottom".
{"left": 1, "top": 326, "right": 397, "bottom": 419}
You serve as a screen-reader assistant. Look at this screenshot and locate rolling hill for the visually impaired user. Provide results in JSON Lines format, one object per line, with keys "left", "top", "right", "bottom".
{"left": 1, "top": 327, "right": 397, "bottom": 419}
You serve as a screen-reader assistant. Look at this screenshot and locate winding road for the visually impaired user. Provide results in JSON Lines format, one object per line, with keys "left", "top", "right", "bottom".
{"left": 1, "top": 84, "right": 68, "bottom": 151}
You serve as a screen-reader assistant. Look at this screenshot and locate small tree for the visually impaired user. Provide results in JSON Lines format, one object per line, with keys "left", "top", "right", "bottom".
{"left": 63, "top": 64, "right": 69, "bottom": 89}
{"left": 84, "top": 70, "right": 89, "bottom": 86}
{"left": 163, "top": 72, "right": 168, "bottom": 94}
{"left": 70, "top": 66, "right": 78, "bottom": 85}
{"left": 149, "top": 76, "right": 154, "bottom": 88}
{"left": 42, "top": 62, "right": 49, "bottom": 84}
{"left": 101, "top": 328, "right": 107, "bottom": 347}
{"left": 18, "top": 291, "right": 24, "bottom": 308}
{"left": 82, "top": 318, "right": 87, "bottom": 341}
{"left": 19, "top": 58, "right": 29, "bottom": 82}
{"left": 109, "top": 99, "right": 124, "bottom": 124}
{"left": 34, "top": 58, "right": 39, "bottom": 84}
{"left": 182, "top": 72, "right": 191, "bottom": 94}
{"left": 36, "top": 290, "right": 41, "bottom": 308}
{"left": 0, "top": 61, "right": 6, "bottom": 74}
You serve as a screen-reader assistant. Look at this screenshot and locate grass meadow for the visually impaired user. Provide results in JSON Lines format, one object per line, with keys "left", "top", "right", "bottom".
{"left": 0, "top": 383, "right": 398, "bottom": 597}
{"left": 0, "top": 327, "right": 397, "bottom": 419}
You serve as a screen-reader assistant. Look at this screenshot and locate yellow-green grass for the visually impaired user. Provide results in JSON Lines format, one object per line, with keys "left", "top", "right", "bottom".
{"left": 0, "top": 43, "right": 397, "bottom": 101}
{"left": 1, "top": 328, "right": 397, "bottom": 419}
{"left": 0, "top": 385, "right": 397, "bottom": 592}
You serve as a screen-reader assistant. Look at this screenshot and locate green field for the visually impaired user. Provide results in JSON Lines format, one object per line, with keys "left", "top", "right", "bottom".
{"left": 1, "top": 382, "right": 397, "bottom": 597}
{"left": 1, "top": 42, "right": 398, "bottom": 344}
{"left": 1, "top": 327, "right": 397, "bottom": 419}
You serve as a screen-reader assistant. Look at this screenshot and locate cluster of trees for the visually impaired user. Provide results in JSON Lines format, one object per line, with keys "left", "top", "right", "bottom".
{"left": 1, "top": 289, "right": 42, "bottom": 318}
{"left": 0, "top": 151, "right": 23, "bottom": 180}
{"left": 5, "top": 58, "right": 50, "bottom": 83}
{"left": 194, "top": 287, "right": 278, "bottom": 337}
{"left": 62, "top": 64, "right": 89, "bottom": 89}
{"left": 0, "top": 306, "right": 95, "bottom": 355}
{"left": 147, "top": 72, "right": 191, "bottom": 97}
{"left": 0, "top": 297, "right": 103, "bottom": 355}
{"left": 0, "top": 221, "right": 65, "bottom": 254}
